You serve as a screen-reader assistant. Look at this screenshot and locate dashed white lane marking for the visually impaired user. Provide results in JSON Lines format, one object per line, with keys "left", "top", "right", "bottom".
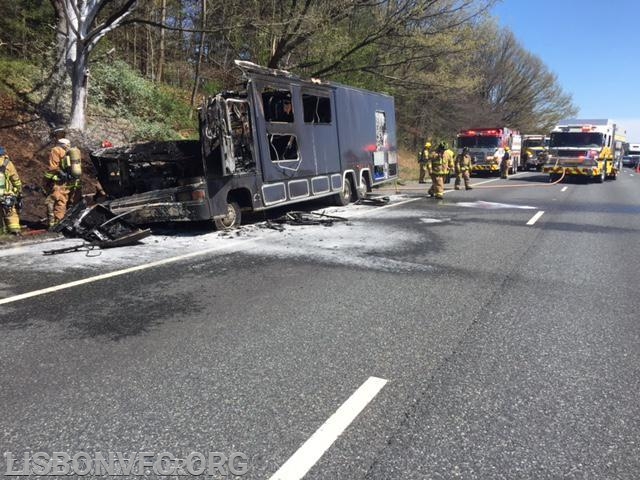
{"left": 269, "top": 376, "right": 388, "bottom": 480}
{"left": 561, "top": 186, "right": 568, "bottom": 192}
{"left": 0, "top": 236, "right": 263, "bottom": 305}
{"left": 456, "top": 201, "right": 536, "bottom": 210}
{"left": 526, "top": 210, "right": 545, "bottom": 226}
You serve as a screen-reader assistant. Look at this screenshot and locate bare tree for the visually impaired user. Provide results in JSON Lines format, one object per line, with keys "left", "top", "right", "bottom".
{"left": 50, "top": 0, "right": 139, "bottom": 131}
{"left": 475, "top": 26, "right": 577, "bottom": 132}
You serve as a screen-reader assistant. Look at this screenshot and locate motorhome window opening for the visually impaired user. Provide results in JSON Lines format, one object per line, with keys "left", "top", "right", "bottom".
{"left": 268, "top": 133, "right": 299, "bottom": 162}
{"left": 262, "top": 87, "right": 294, "bottom": 123}
{"left": 302, "top": 93, "right": 332, "bottom": 124}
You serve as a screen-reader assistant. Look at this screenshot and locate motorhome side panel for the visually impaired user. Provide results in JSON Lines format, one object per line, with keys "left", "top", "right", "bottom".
{"left": 247, "top": 76, "right": 343, "bottom": 206}
{"left": 333, "top": 88, "right": 398, "bottom": 184}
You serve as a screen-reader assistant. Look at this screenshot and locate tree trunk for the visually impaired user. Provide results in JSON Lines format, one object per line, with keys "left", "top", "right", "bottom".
{"left": 133, "top": 26, "right": 137, "bottom": 72}
{"left": 190, "top": 0, "right": 207, "bottom": 109}
{"left": 48, "top": 0, "right": 139, "bottom": 131}
{"left": 157, "top": 0, "right": 167, "bottom": 82}
{"left": 69, "top": 51, "right": 88, "bottom": 130}
{"left": 146, "top": 25, "right": 155, "bottom": 80}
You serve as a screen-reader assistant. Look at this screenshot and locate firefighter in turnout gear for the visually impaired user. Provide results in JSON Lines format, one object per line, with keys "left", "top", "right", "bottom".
{"left": 500, "top": 147, "right": 511, "bottom": 179}
{"left": 455, "top": 147, "right": 473, "bottom": 190}
{"left": 0, "top": 147, "right": 23, "bottom": 235}
{"left": 443, "top": 143, "right": 455, "bottom": 186}
{"left": 427, "top": 142, "right": 454, "bottom": 199}
{"left": 418, "top": 141, "right": 431, "bottom": 183}
{"left": 444, "top": 144, "right": 455, "bottom": 167}
{"left": 44, "top": 138, "right": 83, "bottom": 228}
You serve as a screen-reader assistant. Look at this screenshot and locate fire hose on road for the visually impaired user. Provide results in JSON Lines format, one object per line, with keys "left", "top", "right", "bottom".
{"left": 469, "top": 169, "right": 566, "bottom": 189}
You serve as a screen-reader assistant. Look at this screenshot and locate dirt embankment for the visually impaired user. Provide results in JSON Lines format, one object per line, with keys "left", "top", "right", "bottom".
{"left": 0, "top": 95, "right": 120, "bottom": 231}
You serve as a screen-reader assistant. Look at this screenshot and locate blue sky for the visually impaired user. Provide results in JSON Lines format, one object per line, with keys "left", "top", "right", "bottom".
{"left": 491, "top": 0, "right": 640, "bottom": 141}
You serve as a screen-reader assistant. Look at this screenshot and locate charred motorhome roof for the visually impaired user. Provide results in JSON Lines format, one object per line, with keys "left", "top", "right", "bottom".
{"left": 233, "top": 60, "right": 393, "bottom": 98}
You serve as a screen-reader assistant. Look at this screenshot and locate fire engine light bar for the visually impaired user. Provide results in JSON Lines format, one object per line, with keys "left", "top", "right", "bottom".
{"left": 460, "top": 129, "right": 501, "bottom": 136}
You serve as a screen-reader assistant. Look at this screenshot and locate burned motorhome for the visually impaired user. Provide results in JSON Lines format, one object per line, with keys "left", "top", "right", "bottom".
{"left": 91, "top": 60, "right": 398, "bottom": 229}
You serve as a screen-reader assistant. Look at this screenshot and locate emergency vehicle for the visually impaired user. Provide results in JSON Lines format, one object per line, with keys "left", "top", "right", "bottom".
{"left": 456, "top": 127, "right": 521, "bottom": 175}
{"left": 622, "top": 142, "right": 640, "bottom": 167}
{"left": 521, "top": 134, "right": 549, "bottom": 171}
{"left": 543, "top": 119, "right": 626, "bottom": 182}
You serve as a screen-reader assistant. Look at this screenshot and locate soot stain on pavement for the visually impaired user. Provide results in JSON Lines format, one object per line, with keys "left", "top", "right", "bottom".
{"left": 64, "top": 289, "right": 203, "bottom": 340}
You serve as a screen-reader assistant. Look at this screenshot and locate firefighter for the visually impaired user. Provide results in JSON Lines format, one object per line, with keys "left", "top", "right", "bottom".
{"left": 443, "top": 143, "right": 455, "bottom": 185}
{"left": 44, "top": 138, "right": 83, "bottom": 228}
{"left": 418, "top": 141, "right": 431, "bottom": 183}
{"left": 500, "top": 146, "right": 511, "bottom": 179}
{"left": 427, "top": 142, "right": 454, "bottom": 199}
{"left": 444, "top": 143, "right": 455, "bottom": 165}
{"left": 455, "top": 147, "right": 473, "bottom": 190}
{"left": 0, "top": 146, "right": 23, "bottom": 235}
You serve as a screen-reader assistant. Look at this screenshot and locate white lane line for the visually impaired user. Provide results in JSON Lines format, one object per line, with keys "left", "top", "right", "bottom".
{"left": 0, "top": 236, "right": 262, "bottom": 305}
{"left": 1, "top": 195, "right": 419, "bottom": 304}
{"left": 269, "top": 376, "right": 388, "bottom": 480}
{"left": 446, "top": 174, "right": 517, "bottom": 191}
{"left": 526, "top": 210, "right": 545, "bottom": 226}
{"left": 561, "top": 186, "right": 568, "bottom": 192}
{"left": 350, "top": 197, "right": 419, "bottom": 217}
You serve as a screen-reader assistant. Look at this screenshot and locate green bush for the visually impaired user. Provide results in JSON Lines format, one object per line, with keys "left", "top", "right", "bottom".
{"left": 129, "top": 121, "right": 181, "bottom": 142}
{"left": 89, "top": 60, "right": 195, "bottom": 138}
{"left": 0, "top": 56, "right": 40, "bottom": 95}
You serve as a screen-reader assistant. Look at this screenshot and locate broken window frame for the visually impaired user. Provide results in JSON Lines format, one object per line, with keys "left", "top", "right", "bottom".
{"left": 223, "top": 98, "right": 255, "bottom": 173}
{"left": 261, "top": 87, "right": 294, "bottom": 123}
{"left": 375, "top": 110, "right": 388, "bottom": 149}
{"left": 302, "top": 92, "right": 332, "bottom": 124}
{"left": 267, "top": 133, "right": 300, "bottom": 171}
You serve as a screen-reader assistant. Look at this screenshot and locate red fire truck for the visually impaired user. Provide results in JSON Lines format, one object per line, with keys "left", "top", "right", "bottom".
{"left": 456, "top": 127, "right": 522, "bottom": 175}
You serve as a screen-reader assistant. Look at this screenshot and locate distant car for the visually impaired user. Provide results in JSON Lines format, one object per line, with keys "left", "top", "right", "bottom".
{"left": 622, "top": 155, "right": 640, "bottom": 167}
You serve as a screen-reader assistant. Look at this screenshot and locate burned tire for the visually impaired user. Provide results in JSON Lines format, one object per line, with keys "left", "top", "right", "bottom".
{"left": 333, "top": 177, "right": 353, "bottom": 206}
{"left": 357, "top": 175, "right": 369, "bottom": 200}
{"left": 214, "top": 201, "right": 241, "bottom": 230}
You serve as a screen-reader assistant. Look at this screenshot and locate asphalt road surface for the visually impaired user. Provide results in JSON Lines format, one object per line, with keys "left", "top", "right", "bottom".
{"left": 1, "top": 169, "right": 639, "bottom": 479}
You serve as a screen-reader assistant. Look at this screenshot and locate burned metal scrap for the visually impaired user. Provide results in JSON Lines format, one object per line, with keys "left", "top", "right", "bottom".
{"left": 355, "top": 194, "right": 390, "bottom": 206}
{"left": 43, "top": 201, "right": 151, "bottom": 255}
{"left": 266, "top": 211, "right": 349, "bottom": 228}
